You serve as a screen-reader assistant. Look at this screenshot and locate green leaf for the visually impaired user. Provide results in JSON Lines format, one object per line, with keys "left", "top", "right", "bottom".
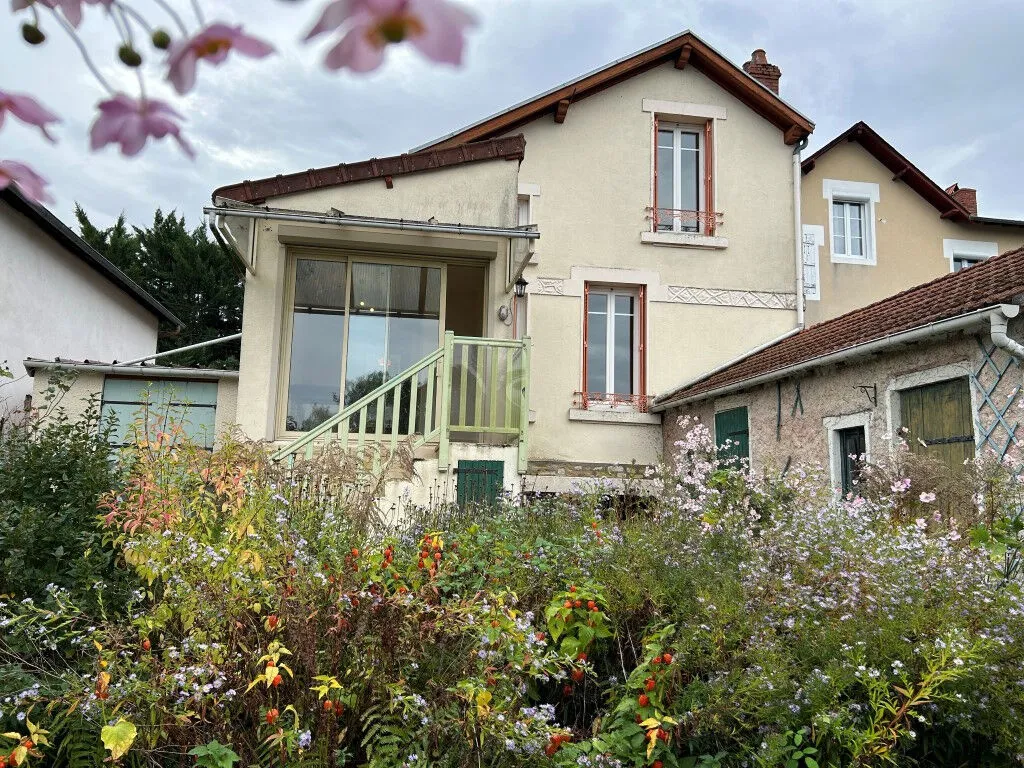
{"left": 101, "top": 719, "right": 137, "bottom": 761}
{"left": 805, "top": 758, "right": 820, "bottom": 768}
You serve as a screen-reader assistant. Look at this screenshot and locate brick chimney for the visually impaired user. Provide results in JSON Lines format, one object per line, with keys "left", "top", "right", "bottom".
{"left": 946, "top": 183, "right": 978, "bottom": 215}
{"left": 743, "top": 49, "right": 781, "bottom": 94}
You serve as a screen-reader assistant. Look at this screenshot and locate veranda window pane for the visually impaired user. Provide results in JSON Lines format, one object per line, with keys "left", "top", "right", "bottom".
{"left": 587, "top": 293, "right": 608, "bottom": 394}
{"left": 287, "top": 259, "right": 347, "bottom": 432}
{"left": 613, "top": 294, "right": 635, "bottom": 395}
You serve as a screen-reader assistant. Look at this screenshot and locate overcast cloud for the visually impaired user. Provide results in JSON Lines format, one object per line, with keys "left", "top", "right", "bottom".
{"left": 2, "top": 0, "right": 1023, "bottom": 229}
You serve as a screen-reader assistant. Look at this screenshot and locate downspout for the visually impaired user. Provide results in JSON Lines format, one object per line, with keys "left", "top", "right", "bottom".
{"left": 792, "top": 136, "right": 809, "bottom": 327}
{"left": 990, "top": 304, "right": 1024, "bottom": 359}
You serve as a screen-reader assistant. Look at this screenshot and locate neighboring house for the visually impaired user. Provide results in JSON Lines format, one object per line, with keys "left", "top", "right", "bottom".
{"left": 0, "top": 186, "right": 182, "bottom": 415}
{"left": 209, "top": 31, "right": 814, "bottom": 501}
{"left": 24, "top": 358, "right": 238, "bottom": 449}
{"left": 654, "top": 245, "right": 1024, "bottom": 494}
{"left": 800, "top": 122, "right": 1024, "bottom": 325}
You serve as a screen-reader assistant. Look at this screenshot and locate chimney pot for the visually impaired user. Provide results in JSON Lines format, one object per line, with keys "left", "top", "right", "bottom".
{"left": 743, "top": 48, "right": 782, "bottom": 94}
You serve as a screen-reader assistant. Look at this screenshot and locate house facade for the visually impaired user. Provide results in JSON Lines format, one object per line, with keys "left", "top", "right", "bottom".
{"left": 0, "top": 187, "right": 181, "bottom": 417}
{"left": 654, "top": 246, "right": 1024, "bottom": 494}
{"left": 209, "top": 31, "right": 814, "bottom": 501}
{"left": 800, "top": 123, "right": 1024, "bottom": 325}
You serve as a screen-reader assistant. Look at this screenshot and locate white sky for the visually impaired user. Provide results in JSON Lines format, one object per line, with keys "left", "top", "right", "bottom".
{"left": 2, "top": 0, "right": 1023, "bottom": 228}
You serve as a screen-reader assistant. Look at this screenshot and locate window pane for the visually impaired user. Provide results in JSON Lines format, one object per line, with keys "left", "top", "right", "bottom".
{"left": 586, "top": 293, "right": 608, "bottom": 393}
{"left": 613, "top": 295, "right": 634, "bottom": 395}
{"left": 287, "top": 259, "right": 346, "bottom": 432}
{"left": 346, "top": 263, "right": 441, "bottom": 431}
{"left": 679, "top": 142, "right": 700, "bottom": 231}
{"left": 849, "top": 203, "right": 864, "bottom": 256}
{"left": 679, "top": 131, "right": 699, "bottom": 150}
{"left": 656, "top": 146, "right": 674, "bottom": 231}
{"left": 517, "top": 196, "right": 530, "bottom": 226}
{"left": 832, "top": 202, "right": 846, "bottom": 254}
{"left": 656, "top": 129, "right": 674, "bottom": 149}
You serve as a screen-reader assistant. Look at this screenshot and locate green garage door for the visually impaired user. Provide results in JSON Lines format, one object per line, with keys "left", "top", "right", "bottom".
{"left": 900, "top": 377, "right": 975, "bottom": 467}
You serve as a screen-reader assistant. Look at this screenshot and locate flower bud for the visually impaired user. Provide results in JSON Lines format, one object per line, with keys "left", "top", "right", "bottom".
{"left": 118, "top": 44, "right": 143, "bottom": 67}
{"left": 22, "top": 23, "right": 46, "bottom": 45}
{"left": 151, "top": 29, "right": 171, "bottom": 50}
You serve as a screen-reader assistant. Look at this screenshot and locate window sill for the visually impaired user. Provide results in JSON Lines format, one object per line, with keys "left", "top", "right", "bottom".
{"left": 568, "top": 408, "right": 661, "bottom": 425}
{"left": 641, "top": 231, "right": 728, "bottom": 249}
{"left": 830, "top": 253, "right": 876, "bottom": 266}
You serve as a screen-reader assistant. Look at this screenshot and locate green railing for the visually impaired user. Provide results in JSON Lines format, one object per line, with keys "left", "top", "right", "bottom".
{"left": 272, "top": 332, "right": 531, "bottom": 473}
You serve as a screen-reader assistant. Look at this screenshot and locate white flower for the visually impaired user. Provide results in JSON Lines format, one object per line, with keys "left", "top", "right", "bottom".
{"left": 919, "top": 492, "right": 936, "bottom": 503}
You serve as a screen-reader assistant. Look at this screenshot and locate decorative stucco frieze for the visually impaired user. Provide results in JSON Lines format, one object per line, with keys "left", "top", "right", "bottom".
{"left": 666, "top": 285, "right": 797, "bottom": 310}
{"left": 531, "top": 277, "right": 566, "bottom": 296}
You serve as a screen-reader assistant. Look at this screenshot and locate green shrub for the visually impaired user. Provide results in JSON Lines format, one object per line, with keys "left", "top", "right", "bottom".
{"left": 0, "top": 390, "right": 132, "bottom": 608}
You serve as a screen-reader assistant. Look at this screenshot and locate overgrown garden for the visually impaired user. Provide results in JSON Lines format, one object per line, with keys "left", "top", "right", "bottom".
{"left": 1, "top": 404, "right": 1023, "bottom": 767}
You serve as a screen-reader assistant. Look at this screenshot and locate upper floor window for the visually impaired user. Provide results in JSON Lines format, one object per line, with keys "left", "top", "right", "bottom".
{"left": 943, "top": 239, "right": 997, "bottom": 273}
{"left": 953, "top": 254, "right": 984, "bottom": 272}
{"left": 831, "top": 200, "right": 867, "bottom": 259}
{"left": 654, "top": 121, "right": 715, "bottom": 235}
{"left": 823, "top": 179, "right": 879, "bottom": 265}
{"left": 582, "top": 283, "right": 646, "bottom": 410}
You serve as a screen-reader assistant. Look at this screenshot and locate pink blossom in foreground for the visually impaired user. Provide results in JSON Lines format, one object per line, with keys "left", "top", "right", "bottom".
{"left": 0, "top": 90, "right": 60, "bottom": 142}
{"left": 0, "top": 160, "right": 52, "bottom": 204}
{"left": 306, "top": 0, "right": 475, "bottom": 73}
{"left": 89, "top": 94, "right": 194, "bottom": 158}
{"left": 11, "top": 0, "right": 112, "bottom": 28}
{"left": 919, "top": 491, "right": 937, "bottom": 503}
{"left": 166, "top": 23, "right": 275, "bottom": 95}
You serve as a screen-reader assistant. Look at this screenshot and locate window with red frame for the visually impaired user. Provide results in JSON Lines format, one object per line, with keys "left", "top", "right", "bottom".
{"left": 580, "top": 283, "right": 647, "bottom": 410}
{"left": 653, "top": 118, "right": 715, "bottom": 235}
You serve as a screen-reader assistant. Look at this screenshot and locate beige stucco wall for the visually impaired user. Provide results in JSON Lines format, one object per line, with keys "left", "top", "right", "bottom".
{"left": 802, "top": 142, "right": 1024, "bottom": 325}
{"left": 663, "top": 318, "right": 1024, "bottom": 486}
{"left": 508, "top": 60, "right": 800, "bottom": 469}
{"left": 232, "top": 159, "right": 520, "bottom": 443}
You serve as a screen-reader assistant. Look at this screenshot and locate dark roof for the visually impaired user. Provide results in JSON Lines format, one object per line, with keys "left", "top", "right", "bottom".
{"left": 415, "top": 31, "right": 814, "bottom": 151}
{"left": 212, "top": 135, "right": 526, "bottom": 205}
{"left": 802, "top": 122, "right": 979, "bottom": 223}
{"left": 656, "top": 245, "right": 1024, "bottom": 404}
{"left": 2, "top": 186, "right": 182, "bottom": 326}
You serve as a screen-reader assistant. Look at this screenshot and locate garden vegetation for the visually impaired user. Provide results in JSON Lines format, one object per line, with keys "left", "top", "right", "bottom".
{"left": 1, "top": 406, "right": 1024, "bottom": 767}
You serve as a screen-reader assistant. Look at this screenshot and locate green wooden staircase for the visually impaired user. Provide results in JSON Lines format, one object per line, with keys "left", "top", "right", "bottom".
{"left": 272, "top": 332, "right": 531, "bottom": 473}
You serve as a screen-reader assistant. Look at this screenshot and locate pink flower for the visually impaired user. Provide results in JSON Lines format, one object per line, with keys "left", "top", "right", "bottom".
{"left": 0, "top": 90, "right": 60, "bottom": 142}
{"left": 0, "top": 160, "right": 52, "bottom": 204}
{"left": 919, "top": 491, "right": 936, "bottom": 504}
{"left": 890, "top": 477, "right": 911, "bottom": 494}
{"left": 11, "top": 0, "right": 112, "bottom": 28}
{"left": 166, "top": 23, "right": 275, "bottom": 95}
{"left": 305, "top": 0, "right": 475, "bottom": 73}
{"left": 89, "top": 94, "right": 194, "bottom": 158}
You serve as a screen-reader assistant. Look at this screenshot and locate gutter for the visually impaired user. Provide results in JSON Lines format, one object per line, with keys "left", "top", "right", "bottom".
{"left": 114, "top": 333, "right": 243, "bottom": 367}
{"left": 792, "top": 136, "right": 809, "bottom": 327}
{"left": 651, "top": 305, "right": 1001, "bottom": 412}
{"left": 24, "top": 360, "right": 238, "bottom": 381}
{"left": 990, "top": 304, "right": 1024, "bottom": 359}
{"left": 203, "top": 206, "right": 540, "bottom": 241}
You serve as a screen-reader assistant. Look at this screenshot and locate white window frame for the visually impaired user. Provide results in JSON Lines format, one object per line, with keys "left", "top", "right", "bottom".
{"left": 823, "top": 179, "right": 879, "bottom": 265}
{"left": 823, "top": 412, "right": 871, "bottom": 496}
{"left": 943, "top": 238, "right": 997, "bottom": 273}
{"left": 656, "top": 123, "right": 705, "bottom": 233}
{"left": 586, "top": 286, "right": 640, "bottom": 408}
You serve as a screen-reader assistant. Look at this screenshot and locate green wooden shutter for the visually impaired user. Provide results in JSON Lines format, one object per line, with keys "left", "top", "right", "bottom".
{"left": 900, "top": 378, "right": 975, "bottom": 467}
{"left": 714, "top": 407, "right": 749, "bottom": 464}
{"left": 456, "top": 460, "right": 504, "bottom": 508}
